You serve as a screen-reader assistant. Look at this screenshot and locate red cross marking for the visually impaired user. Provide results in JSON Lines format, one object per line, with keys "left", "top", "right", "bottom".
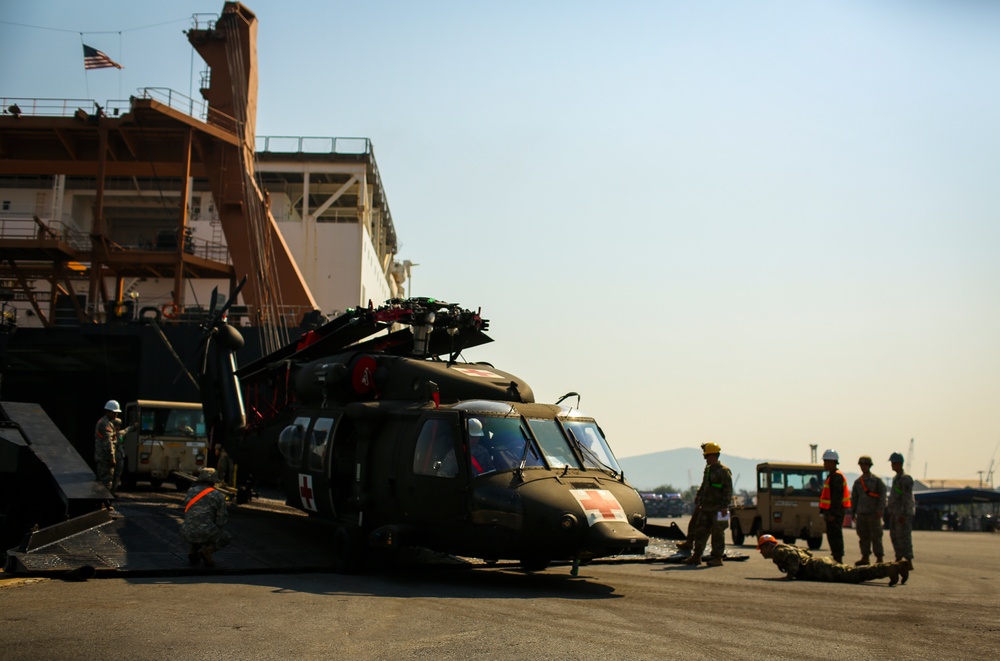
{"left": 299, "top": 474, "right": 316, "bottom": 511}
{"left": 575, "top": 489, "right": 624, "bottom": 521}
{"left": 454, "top": 367, "right": 501, "bottom": 378}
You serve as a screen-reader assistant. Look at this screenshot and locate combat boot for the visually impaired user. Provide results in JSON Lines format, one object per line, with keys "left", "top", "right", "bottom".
{"left": 683, "top": 545, "right": 704, "bottom": 566}
{"left": 897, "top": 561, "right": 910, "bottom": 585}
{"left": 875, "top": 555, "right": 883, "bottom": 564}
{"left": 706, "top": 557, "right": 723, "bottom": 567}
{"left": 200, "top": 545, "right": 216, "bottom": 568}
{"left": 854, "top": 556, "right": 870, "bottom": 566}
{"left": 887, "top": 563, "right": 899, "bottom": 587}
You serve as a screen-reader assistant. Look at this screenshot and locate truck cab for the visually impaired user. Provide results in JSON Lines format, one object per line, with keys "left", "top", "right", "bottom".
{"left": 730, "top": 462, "right": 827, "bottom": 549}
{"left": 122, "top": 400, "right": 208, "bottom": 489}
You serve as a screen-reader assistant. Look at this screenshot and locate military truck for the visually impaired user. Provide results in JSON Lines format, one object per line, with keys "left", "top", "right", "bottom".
{"left": 729, "top": 462, "right": 827, "bottom": 549}
{"left": 121, "top": 400, "right": 208, "bottom": 489}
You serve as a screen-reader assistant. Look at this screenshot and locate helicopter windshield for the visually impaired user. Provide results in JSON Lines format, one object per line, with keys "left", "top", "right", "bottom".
{"left": 463, "top": 413, "right": 618, "bottom": 475}
{"left": 527, "top": 418, "right": 583, "bottom": 470}
{"left": 467, "top": 415, "right": 543, "bottom": 475}
{"left": 561, "top": 419, "right": 622, "bottom": 476}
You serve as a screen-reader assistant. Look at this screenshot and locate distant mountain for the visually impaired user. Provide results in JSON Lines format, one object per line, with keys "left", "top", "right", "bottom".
{"left": 618, "top": 448, "right": 860, "bottom": 493}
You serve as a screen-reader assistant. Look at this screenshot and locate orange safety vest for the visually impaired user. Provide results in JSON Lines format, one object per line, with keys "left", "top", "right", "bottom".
{"left": 819, "top": 471, "right": 851, "bottom": 510}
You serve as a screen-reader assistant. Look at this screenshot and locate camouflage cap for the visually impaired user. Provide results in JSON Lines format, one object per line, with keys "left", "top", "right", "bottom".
{"left": 858, "top": 455, "right": 873, "bottom": 465}
{"left": 197, "top": 467, "right": 220, "bottom": 483}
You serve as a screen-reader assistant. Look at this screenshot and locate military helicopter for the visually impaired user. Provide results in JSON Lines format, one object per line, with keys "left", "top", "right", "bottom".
{"left": 198, "top": 287, "right": 648, "bottom": 572}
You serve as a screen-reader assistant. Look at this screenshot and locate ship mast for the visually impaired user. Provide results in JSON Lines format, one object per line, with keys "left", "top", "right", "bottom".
{"left": 188, "top": 2, "right": 317, "bottom": 352}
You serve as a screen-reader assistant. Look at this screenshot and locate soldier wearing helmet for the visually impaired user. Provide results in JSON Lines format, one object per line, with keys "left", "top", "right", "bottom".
{"left": 682, "top": 442, "right": 733, "bottom": 567}
{"left": 850, "top": 455, "right": 887, "bottom": 565}
{"left": 887, "top": 452, "right": 915, "bottom": 570}
{"left": 467, "top": 418, "right": 497, "bottom": 476}
{"left": 93, "top": 399, "right": 122, "bottom": 493}
{"left": 756, "top": 535, "right": 909, "bottom": 586}
{"left": 818, "top": 449, "right": 850, "bottom": 563}
{"left": 181, "top": 467, "right": 231, "bottom": 568}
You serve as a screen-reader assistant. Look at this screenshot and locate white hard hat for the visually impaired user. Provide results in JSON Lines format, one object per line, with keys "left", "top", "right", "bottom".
{"left": 468, "top": 418, "right": 484, "bottom": 437}
{"left": 822, "top": 449, "right": 839, "bottom": 462}
{"left": 104, "top": 400, "right": 122, "bottom": 413}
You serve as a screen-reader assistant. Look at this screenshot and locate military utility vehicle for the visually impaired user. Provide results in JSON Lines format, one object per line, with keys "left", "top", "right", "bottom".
{"left": 729, "top": 462, "right": 826, "bottom": 549}
{"left": 121, "top": 400, "right": 208, "bottom": 489}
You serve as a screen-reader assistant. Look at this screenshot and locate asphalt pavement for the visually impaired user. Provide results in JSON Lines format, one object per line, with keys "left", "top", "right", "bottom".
{"left": 1, "top": 515, "right": 997, "bottom": 660}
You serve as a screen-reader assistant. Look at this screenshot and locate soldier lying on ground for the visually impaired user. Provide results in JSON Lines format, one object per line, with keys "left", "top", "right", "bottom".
{"left": 756, "top": 534, "right": 909, "bottom": 586}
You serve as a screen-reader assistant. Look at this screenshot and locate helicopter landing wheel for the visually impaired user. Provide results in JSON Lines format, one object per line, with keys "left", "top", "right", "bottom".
{"left": 519, "top": 557, "right": 550, "bottom": 572}
{"left": 332, "top": 524, "right": 365, "bottom": 574}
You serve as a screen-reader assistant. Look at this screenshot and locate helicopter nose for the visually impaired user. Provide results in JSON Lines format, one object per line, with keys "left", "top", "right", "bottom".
{"left": 586, "top": 519, "right": 649, "bottom": 555}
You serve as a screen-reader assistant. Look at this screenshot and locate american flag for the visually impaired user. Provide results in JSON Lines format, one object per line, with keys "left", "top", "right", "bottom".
{"left": 83, "top": 44, "right": 123, "bottom": 70}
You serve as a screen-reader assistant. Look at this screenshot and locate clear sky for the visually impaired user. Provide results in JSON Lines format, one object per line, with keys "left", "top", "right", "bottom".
{"left": 2, "top": 1, "right": 998, "bottom": 482}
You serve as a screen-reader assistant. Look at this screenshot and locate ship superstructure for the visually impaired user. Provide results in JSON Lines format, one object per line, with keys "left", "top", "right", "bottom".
{"left": 0, "top": 2, "right": 410, "bottom": 454}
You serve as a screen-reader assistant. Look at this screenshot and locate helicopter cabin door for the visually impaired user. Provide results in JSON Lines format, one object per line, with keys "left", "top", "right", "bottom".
{"left": 404, "top": 413, "right": 467, "bottom": 527}
{"left": 279, "top": 414, "right": 337, "bottom": 517}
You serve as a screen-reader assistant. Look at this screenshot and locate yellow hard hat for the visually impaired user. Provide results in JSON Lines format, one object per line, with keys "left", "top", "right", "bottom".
{"left": 702, "top": 442, "right": 722, "bottom": 455}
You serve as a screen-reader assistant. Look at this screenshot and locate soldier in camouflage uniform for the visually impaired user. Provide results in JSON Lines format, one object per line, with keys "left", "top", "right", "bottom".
{"left": 850, "top": 455, "right": 887, "bottom": 565}
{"left": 757, "top": 535, "right": 909, "bottom": 585}
{"left": 94, "top": 400, "right": 122, "bottom": 493}
{"left": 887, "top": 452, "right": 915, "bottom": 568}
{"left": 683, "top": 442, "right": 733, "bottom": 567}
{"left": 181, "top": 467, "right": 231, "bottom": 568}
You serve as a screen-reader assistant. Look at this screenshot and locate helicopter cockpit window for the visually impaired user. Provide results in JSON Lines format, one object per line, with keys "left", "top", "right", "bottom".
{"left": 474, "top": 416, "right": 543, "bottom": 474}
{"left": 308, "top": 417, "right": 335, "bottom": 471}
{"left": 278, "top": 416, "right": 310, "bottom": 468}
{"left": 527, "top": 418, "right": 582, "bottom": 470}
{"left": 413, "top": 419, "right": 458, "bottom": 478}
{"left": 560, "top": 420, "right": 622, "bottom": 475}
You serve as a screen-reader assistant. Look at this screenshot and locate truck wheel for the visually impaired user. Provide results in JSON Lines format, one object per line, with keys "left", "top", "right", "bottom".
{"left": 807, "top": 536, "right": 823, "bottom": 550}
{"left": 731, "top": 520, "right": 745, "bottom": 546}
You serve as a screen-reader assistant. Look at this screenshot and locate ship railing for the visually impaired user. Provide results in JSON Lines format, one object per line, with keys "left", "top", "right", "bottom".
{"left": 135, "top": 88, "right": 238, "bottom": 134}
{"left": 111, "top": 302, "right": 320, "bottom": 329}
{"left": 1, "top": 93, "right": 229, "bottom": 128}
{"left": 1, "top": 97, "right": 124, "bottom": 118}
{"left": 0, "top": 215, "right": 90, "bottom": 249}
{"left": 255, "top": 136, "right": 372, "bottom": 155}
{"left": 190, "top": 13, "right": 218, "bottom": 31}
{"left": 0, "top": 215, "right": 230, "bottom": 262}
